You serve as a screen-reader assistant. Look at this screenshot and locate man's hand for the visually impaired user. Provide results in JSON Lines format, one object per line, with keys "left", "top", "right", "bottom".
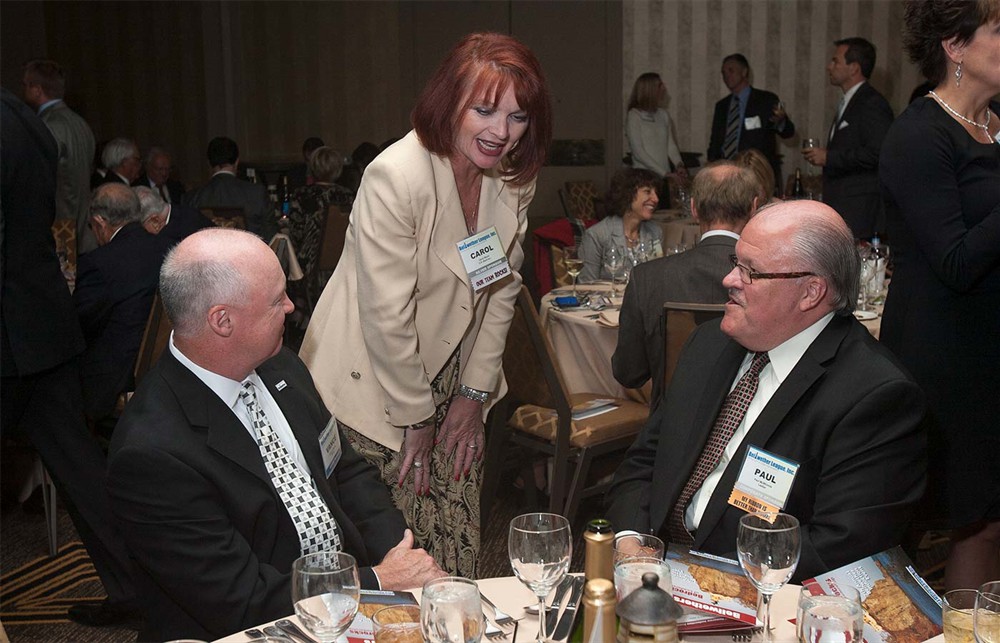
{"left": 373, "top": 529, "right": 446, "bottom": 590}
{"left": 803, "top": 147, "right": 827, "bottom": 167}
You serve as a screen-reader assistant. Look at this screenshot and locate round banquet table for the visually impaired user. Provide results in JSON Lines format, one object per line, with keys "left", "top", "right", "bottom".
{"left": 539, "top": 283, "right": 650, "bottom": 405}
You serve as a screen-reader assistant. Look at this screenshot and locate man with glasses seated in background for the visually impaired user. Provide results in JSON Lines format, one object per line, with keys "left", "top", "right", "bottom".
{"left": 607, "top": 200, "right": 928, "bottom": 581}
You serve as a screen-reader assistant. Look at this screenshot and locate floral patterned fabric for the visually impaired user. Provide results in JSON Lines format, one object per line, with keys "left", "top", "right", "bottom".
{"left": 286, "top": 183, "right": 354, "bottom": 279}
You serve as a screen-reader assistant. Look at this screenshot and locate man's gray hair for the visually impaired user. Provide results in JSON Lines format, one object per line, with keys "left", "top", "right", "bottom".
{"left": 101, "top": 137, "right": 138, "bottom": 172}
{"left": 90, "top": 183, "right": 141, "bottom": 227}
{"left": 159, "top": 236, "right": 252, "bottom": 337}
{"left": 784, "top": 206, "right": 860, "bottom": 314}
{"left": 145, "top": 145, "right": 170, "bottom": 166}
{"left": 134, "top": 186, "right": 167, "bottom": 222}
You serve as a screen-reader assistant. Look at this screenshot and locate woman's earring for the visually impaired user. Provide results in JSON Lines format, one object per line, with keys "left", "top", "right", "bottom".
{"left": 955, "top": 61, "right": 963, "bottom": 88}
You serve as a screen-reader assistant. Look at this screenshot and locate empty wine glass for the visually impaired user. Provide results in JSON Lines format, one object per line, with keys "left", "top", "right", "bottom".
{"left": 509, "top": 513, "right": 572, "bottom": 642}
{"left": 603, "top": 245, "right": 624, "bottom": 297}
{"left": 291, "top": 551, "right": 360, "bottom": 643}
{"left": 975, "top": 581, "right": 1000, "bottom": 643}
{"left": 563, "top": 246, "right": 583, "bottom": 298}
{"left": 420, "top": 577, "right": 484, "bottom": 643}
{"left": 737, "top": 512, "right": 801, "bottom": 643}
{"left": 796, "top": 585, "right": 863, "bottom": 643}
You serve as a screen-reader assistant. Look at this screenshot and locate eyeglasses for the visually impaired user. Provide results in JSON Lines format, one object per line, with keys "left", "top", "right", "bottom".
{"left": 729, "top": 254, "right": 815, "bottom": 284}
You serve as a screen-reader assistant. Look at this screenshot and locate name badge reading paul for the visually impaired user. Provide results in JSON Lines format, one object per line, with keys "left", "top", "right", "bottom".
{"left": 457, "top": 226, "right": 511, "bottom": 292}
{"left": 727, "top": 445, "right": 799, "bottom": 521}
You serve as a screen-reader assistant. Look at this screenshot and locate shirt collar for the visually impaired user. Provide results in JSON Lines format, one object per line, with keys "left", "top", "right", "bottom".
{"left": 762, "top": 312, "right": 835, "bottom": 383}
{"left": 841, "top": 80, "right": 865, "bottom": 107}
{"left": 169, "top": 333, "right": 250, "bottom": 411}
{"left": 735, "top": 85, "right": 752, "bottom": 105}
{"left": 37, "top": 98, "right": 62, "bottom": 114}
{"left": 700, "top": 229, "right": 740, "bottom": 241}
{"left": 211, "top": 169, "right": 237, "bottom": 178}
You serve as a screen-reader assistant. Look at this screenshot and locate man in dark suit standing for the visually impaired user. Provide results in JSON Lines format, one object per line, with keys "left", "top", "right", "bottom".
{"left": 613, "top": 161, "right": 759, "bottom": 406}
{"left": 134, "top": 146, "right": 185, "bottom": 204}
{"left": 74, "top": 183, "right": 172, "bottom": 421}
{"left": 183, "top": 136, "right": 276, "bottom": 239}
{"left": 803, "top": 38, "right": 894, "bottom": 240}
{"left": 22, "top": 60, "right": 98, "bottom": 255}
{"left": 708, "top": 54, "right": 795, "bottom": 191}
{"left": 135, "top": 185, "right": 214, "bottom": 243}
{"left": 107, "top": 228, "right": 443, "bottom": 641}
{"left": 1, "top": 88, "right": 138, "bottom": 627}
{"left": 607, "top": 199, "right": 927, "bottom": 581}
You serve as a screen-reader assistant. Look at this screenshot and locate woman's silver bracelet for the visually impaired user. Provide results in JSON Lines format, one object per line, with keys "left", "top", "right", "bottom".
{"left": 458, "top": 385, "right": 489, "bottom": 403}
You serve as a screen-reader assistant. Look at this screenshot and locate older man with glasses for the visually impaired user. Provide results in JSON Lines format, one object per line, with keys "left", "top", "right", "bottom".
{"left": 607, "top": 199, "right": 928, "bottom": 581}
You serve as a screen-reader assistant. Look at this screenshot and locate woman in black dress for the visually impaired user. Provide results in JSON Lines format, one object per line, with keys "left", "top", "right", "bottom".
{"left": 880, "top": 0, "right": 1000, "bottom": 590}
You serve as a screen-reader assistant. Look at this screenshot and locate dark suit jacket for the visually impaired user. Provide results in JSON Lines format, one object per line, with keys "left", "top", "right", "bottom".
{"left": 822, "top": 82, "right": 894, "bottom": 239}
{"left": 708, "top": 87, "right": 796, "bottom": 185}
{"left": 107, "top": 347, "right": 407, "bottom": 642}
{"left": 99, "top": 171, "right": 130, "bottom": 185}
{"left": 133, "top": 173, "right": 186, "bottom": 204}
{"left": 183, "top": 171, "right": 276, "bottom": 239}
{"left": 1, "top": 88, "right": 86, "bottom": 377}
{"left": 160, "top": 203, "right": 215, "bottom": 243}
{"left": 613, "top": 234, "right": 735, "bottom": 404}
{"left": 607, "top": 315, "right": 927, "bottom": 581}
{"left": 73, "top": 222, "right": 171, "bottom": 417}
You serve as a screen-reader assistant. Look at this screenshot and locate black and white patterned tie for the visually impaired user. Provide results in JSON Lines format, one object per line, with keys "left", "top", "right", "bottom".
{"left": 240, "top": 380, "right": 341, "bottom": 555}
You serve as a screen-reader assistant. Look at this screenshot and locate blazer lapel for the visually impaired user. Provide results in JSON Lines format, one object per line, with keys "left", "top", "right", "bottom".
{"left": 694, "top": 316, "right": 849, "bottom": 544}
{"left": 470, "top": 172, "right": 519, "bottom": 305}
{"left": 430, "top": 153, "right": 476, "bottom": 294}
{"left": 158, "top": 352, "right": 272, "bottom": 487}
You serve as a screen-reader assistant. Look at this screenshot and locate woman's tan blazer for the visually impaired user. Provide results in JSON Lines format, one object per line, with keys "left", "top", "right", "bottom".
{"left": 300, "top": 131, "right": 534, "bottom": 451}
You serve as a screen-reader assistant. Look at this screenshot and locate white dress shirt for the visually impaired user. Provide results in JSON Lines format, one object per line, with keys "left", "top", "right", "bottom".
{"left": 685, "top": 312, "right": 835, "bottom": 530}
{"left": 169, "top": 335, "right": 311, "bottom": 475}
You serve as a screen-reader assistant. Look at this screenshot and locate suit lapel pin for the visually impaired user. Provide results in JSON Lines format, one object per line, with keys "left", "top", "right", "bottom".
{"left": 275, "top": 380, "right": 287, "bottom": 391}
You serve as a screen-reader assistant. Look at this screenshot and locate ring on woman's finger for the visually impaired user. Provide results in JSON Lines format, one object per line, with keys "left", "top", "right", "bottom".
{"left": 468, "top": 443, "right": 477, "bottom": 450}
{"left": 413, "top": 461, "right": 423, "bottom": 468}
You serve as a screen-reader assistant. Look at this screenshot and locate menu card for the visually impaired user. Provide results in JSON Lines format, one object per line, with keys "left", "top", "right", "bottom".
{"left": 666, "top": 546, "right": 760, "bottom": 632}
{"left": 347, "top": 589, "right": 418, "bottom": 643}
{"left": 801, "top": 546, "right": 943, "bottom": 643}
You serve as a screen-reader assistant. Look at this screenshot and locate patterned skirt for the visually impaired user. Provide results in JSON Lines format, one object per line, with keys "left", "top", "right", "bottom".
{"left": 341, "top": 349, "right": 481, "bottom": 578}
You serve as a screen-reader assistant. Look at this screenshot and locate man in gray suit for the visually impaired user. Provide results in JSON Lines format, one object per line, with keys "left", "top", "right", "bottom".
{"left": 22, "top": 59, "right": 97, "bottom": 254}
{"left": 613, "top": 161, "right": 760, "bottom": 406}
{"left": 183, "top": 136, "right": 276, "bottom": 239}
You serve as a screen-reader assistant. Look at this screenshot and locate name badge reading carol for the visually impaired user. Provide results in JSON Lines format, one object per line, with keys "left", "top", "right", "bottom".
{"left": 457, "top": 226, "right": 511, "bottom": 292}
{"left": 727, "top": 445, "right": 799, "bottom": 522}
{"left": 319, "top": 417, "right": 342, "bottom": 478}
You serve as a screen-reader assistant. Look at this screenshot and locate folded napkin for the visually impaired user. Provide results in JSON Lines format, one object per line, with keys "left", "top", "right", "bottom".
{"left": 596, "top": 310, "right": 620, "bottom": 328}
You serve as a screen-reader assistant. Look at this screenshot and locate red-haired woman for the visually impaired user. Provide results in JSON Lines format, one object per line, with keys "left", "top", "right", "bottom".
{"left": 301, "top": 32, "right": 552, "bottom": 576}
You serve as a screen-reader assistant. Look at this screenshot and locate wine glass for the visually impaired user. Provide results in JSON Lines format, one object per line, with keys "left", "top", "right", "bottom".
{"left": 420, "top": 577, "right": 484, "bottom": 643}
{"left": 857, "top": 249, "right": 875, "bottom": 313}
{"left": 291, "top": 551, "right": 361, "bottom": 643}
{"left": 603, "top": 245, "right": 624, "bottom": 297}
{"left": 563, "top": 246, "right": 583, "bottom": 298}
{"left": 975, "top": 581, "right": 1000, "bottom": 643}
{"left": 509, "top": 513, "right": 572, "bottom": 642}
{"left": 737, "top": 512, "right": 801, "bottom": 643}
{"left": 796, "top": 585, "right": 863, "bottom": 643}
{"left": 945, "top": 589, "right": 979, "bottom": 643}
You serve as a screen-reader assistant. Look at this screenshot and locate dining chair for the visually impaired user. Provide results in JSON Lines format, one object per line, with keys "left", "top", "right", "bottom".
{"left": 660, "top": 302, "right": 726, "bottom": 397}
{"left": 480, "top": 286, "right": 649, "bottom": 529}
{"left": 133, "top": 291, "right": 173, "bottom": 389}
{"left": 559, "top": 180, "right": 602, "bottom": 222}
{"left": 51, "top": 218, "right": 77, "bottom": 281}
{"left": 307, "top": 205, "right": 350, "bottom": 309}
{"left": 199, "top": 206, "right": 246, "bottom": 230}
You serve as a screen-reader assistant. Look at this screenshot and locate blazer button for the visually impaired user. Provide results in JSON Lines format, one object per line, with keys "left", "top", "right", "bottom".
{"left": 351, "top": 371, "right": 361, "bottom": 380}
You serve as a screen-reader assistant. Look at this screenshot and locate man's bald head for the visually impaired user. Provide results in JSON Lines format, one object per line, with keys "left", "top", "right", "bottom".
{"left": 159, "top": 229, "right": 271, "bottom": 337}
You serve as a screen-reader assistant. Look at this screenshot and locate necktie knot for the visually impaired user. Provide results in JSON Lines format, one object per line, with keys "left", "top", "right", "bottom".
{"left": 748, "top": 351, "right": 770, "bottom": 377}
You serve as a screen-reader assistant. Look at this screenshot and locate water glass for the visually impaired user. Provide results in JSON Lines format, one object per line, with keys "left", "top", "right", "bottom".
{"left": 796, "top": 585, "right": 863, "bottom": 643}
{"left": 613, "top": 533, "right": 665, "bottom": 564}
{"left": 613, "top": 556, "right": 672, "bottom": 601}
{"left": 291, "top": 551, "right": 361, "bottom": 643}
{"left": 857, "top": 249, "right": 875, "bottom": 312}
{"left": 944, "top": 589, "right": 978, "bottom": 643}
{"left": 420, "top": 577, "right": 484, "bottom": 643}
{"left": 802, "top": 138, "right": 820, "bottom": 149}
{"left": 373, "top": 605, "right": 422, "bottom": 643}
{"left": 975, "top": 581, "right": 1000, "bottom": 643}
{"left": 509, "top": 513, "right": 572, "bottom": 642}
{"left": 737, "top": 512, "right": 801, "bottom": 643}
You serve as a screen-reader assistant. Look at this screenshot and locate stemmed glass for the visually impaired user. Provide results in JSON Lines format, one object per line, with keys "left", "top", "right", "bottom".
{"left": 509, "top": 513, "right": 572, "bottom": 643}
{"left": 563, "top": 246, "right": 583, "bottom": 298}
{"left": 737, "top": 513, "right": 801, "bottom": 643}
{"left": 857, "top": 248, "right": 875, "bottom": 313}
{"left": 420, "top": 577, "right": 484, "bottom": 643}
{"left": 291, "top": 551, "right": 361, "bottom": 643}
{"left": 604, "top": 245, "right": 624, "bottom": 297}
{"left": 975, "top": 580, "right": 1000, "bottom": 643}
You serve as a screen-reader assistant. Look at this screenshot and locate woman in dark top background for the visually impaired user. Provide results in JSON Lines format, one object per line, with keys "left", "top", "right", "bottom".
{"left": 879, "top": 0, "right": 1000, "bottom": 591}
